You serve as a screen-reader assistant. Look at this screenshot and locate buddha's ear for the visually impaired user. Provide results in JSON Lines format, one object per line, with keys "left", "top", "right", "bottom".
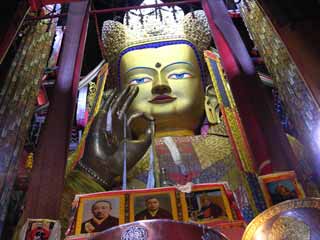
{"left": 204, "top": 85, "right": 220, "bottom": 125}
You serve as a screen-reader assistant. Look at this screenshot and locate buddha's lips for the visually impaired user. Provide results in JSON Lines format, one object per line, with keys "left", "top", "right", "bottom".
{"left": 149, "top": 95, "right": 176, "bottom": 104}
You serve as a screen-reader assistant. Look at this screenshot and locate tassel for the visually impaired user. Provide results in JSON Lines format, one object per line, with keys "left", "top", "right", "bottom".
{"left": 147, "top": 143, "right": 155, "bottom": 188}
{"left": 106, "top": 108, "right": 112, "bottom": 132}
{"left": 147, "top": 121, "right": 156, "bottom": 188}
{"left": 122, "top": 113, "right": 127, "bottom": 190}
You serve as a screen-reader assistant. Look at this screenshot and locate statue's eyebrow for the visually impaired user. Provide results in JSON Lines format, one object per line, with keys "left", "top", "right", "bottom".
{"left": 161, "top": 61, "right": 194, "bottom": 72}
{"left": 126, "top": 66, "right": 155, "bottom": 74}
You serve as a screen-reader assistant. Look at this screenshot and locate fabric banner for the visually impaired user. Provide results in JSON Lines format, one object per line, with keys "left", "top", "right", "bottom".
{"left": 205, "top": 50, "right": 254, "bottom": 173}
{"left": 205, "top": 50, "right": 265, "bottom": 218}
{"left": 0, "top": 19, "right": 56, "bottom": 235}
{"left": 76, "top": 86, "right": 88, "bottom": 127}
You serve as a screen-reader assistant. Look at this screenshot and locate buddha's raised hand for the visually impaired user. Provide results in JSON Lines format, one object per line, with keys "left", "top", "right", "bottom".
{"left": 80, "top": 86, "right": 154, "bottom": 188}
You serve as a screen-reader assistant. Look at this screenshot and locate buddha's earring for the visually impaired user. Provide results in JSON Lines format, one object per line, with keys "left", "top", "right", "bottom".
{"left": 204, "top": 85, "right": 220, "bottom": 125}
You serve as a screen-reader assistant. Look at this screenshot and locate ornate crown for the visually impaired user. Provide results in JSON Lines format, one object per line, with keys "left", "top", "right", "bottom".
{"left": 101, "top": 0, "right": 212, "bottom": 86}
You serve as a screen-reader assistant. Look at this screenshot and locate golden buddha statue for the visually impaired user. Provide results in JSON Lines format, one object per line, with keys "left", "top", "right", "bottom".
{"left": 76, "top": 2, "right": 243, "bottom": 191}
{"left": 60, "top": 3, "right": 311, "bottom": 232}
{"left": 58, "top": 2, "right": 314, "bottom": 234}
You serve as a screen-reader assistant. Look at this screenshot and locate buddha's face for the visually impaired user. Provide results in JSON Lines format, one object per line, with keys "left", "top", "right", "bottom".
{"left": 119, "top": 43, "right": 205, "bottom": 137}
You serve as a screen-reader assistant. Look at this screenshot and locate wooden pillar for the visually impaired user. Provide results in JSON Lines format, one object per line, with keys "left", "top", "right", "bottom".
{"left": 24, "top": 0, "right": 89, "bottom": 219}
{"left": 202, "top": 0, "right": 297, "bottom": 174}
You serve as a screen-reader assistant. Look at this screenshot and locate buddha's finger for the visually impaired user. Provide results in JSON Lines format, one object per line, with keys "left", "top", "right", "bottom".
{"left": 111, "top": 85, "right": 131, "bottom": 115}
{"left": 141, "top": 112, "right": 154, "bottom": 122}
{"left": 127, "top": 112, "right": 154, "bottom": 127}
{"left": 90, "top": 89, "right": 117, "bottom": 134}
{"left": 101, "top": 89, "right": 117, "bottom": 111}
{"left": 127, "top": 112, "right": 143, "bottom": 127}
{"left": 118, "top": 86, "right": 139, "bottom": 120}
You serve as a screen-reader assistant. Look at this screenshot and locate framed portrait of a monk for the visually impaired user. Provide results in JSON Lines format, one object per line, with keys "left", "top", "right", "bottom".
{"left": 74, "top": 191, "right": 125, "bottom": 235}
{"left": 258, "top": 171, "right": 305, "bottom": 207}
{"left": 129, "top": 187, "right": 179, "bottom": 222}
{"left": 180, "top": 183, "right": 234, "bottom": 224}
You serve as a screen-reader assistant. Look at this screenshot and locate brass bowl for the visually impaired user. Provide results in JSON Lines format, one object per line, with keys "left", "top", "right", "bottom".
{"left": 242, "top": 198, "right": 320, "bottom": 240}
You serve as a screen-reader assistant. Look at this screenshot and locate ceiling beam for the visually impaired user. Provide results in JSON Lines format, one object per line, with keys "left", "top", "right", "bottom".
{"left": 26, "top": 0, "right": 201, "bottom": 21}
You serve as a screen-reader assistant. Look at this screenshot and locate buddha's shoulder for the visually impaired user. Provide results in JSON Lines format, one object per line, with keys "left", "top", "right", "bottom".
{"left": 155, "top": 134, "right": 231, "bottom": 149}
{"left": 153, "top": 128, "right": 233, "bottom": 161}
{"left": 129, "top": 126, "right": 234, "bottom": 179}
{"left": 158, "top": 122, "right": 231, "bottom": 151}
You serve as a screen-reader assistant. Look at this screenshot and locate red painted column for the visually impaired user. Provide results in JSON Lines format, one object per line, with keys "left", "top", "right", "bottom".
{"left": 202, "top": 0, "right": 297, "bottom": 174}
{"left": 24, "top": 0, "right": 90, "bottom": 219}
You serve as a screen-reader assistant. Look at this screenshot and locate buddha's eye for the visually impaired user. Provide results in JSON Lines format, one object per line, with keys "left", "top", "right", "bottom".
{"left": 129, "top": 77, "right": 152, "bottom": 85}
{"left": 168, "top": 73, "right": 193, "bottom": 79}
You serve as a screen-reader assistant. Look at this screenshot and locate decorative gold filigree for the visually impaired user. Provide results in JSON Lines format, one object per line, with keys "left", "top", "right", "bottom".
{"left": 86, "top": 82, "right": 97, "bottom": 113}
{"left": 101, "top": 10, "right": 211, "bottom": 86}
{"left": 269, "top": 216, "right": 310, "bottom": 240}
{"left": 239, "top": 0, "right": 320, "bottom": 154}
{"left": 183, "top": 11, "right": 212, "bottom": 55}
{"left": 101, "top": 20, "right": 127, "bottom": 65}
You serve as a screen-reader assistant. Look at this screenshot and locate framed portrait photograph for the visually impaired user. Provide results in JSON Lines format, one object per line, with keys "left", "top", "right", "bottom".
{"left": 180, "top": 183, "right": 233, "bottom": 224}
{"left": 74, "top": 192, "right": 125, "bottom": 235}
{"left": 129, "top": 187, "right": 178, "bottom": 222}
{"left": 258, "top": 171, "right": 305, "bottom": 207}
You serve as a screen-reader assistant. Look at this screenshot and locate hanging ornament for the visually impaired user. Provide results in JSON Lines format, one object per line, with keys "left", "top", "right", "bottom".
{"left": 139, "top": 9, "right": 144, "bottom": 25}
{"left": 172, "top": 6, "right": 177, "bottom": 22}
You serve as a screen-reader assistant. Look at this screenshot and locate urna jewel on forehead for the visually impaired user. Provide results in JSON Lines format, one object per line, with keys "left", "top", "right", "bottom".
{"left": 101, "top": 0, "right": 212, "bottom": 84}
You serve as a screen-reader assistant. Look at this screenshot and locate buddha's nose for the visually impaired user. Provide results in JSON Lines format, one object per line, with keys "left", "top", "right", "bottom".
{"left": 152, "top": 76, "right": 172, "bottom": 95}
